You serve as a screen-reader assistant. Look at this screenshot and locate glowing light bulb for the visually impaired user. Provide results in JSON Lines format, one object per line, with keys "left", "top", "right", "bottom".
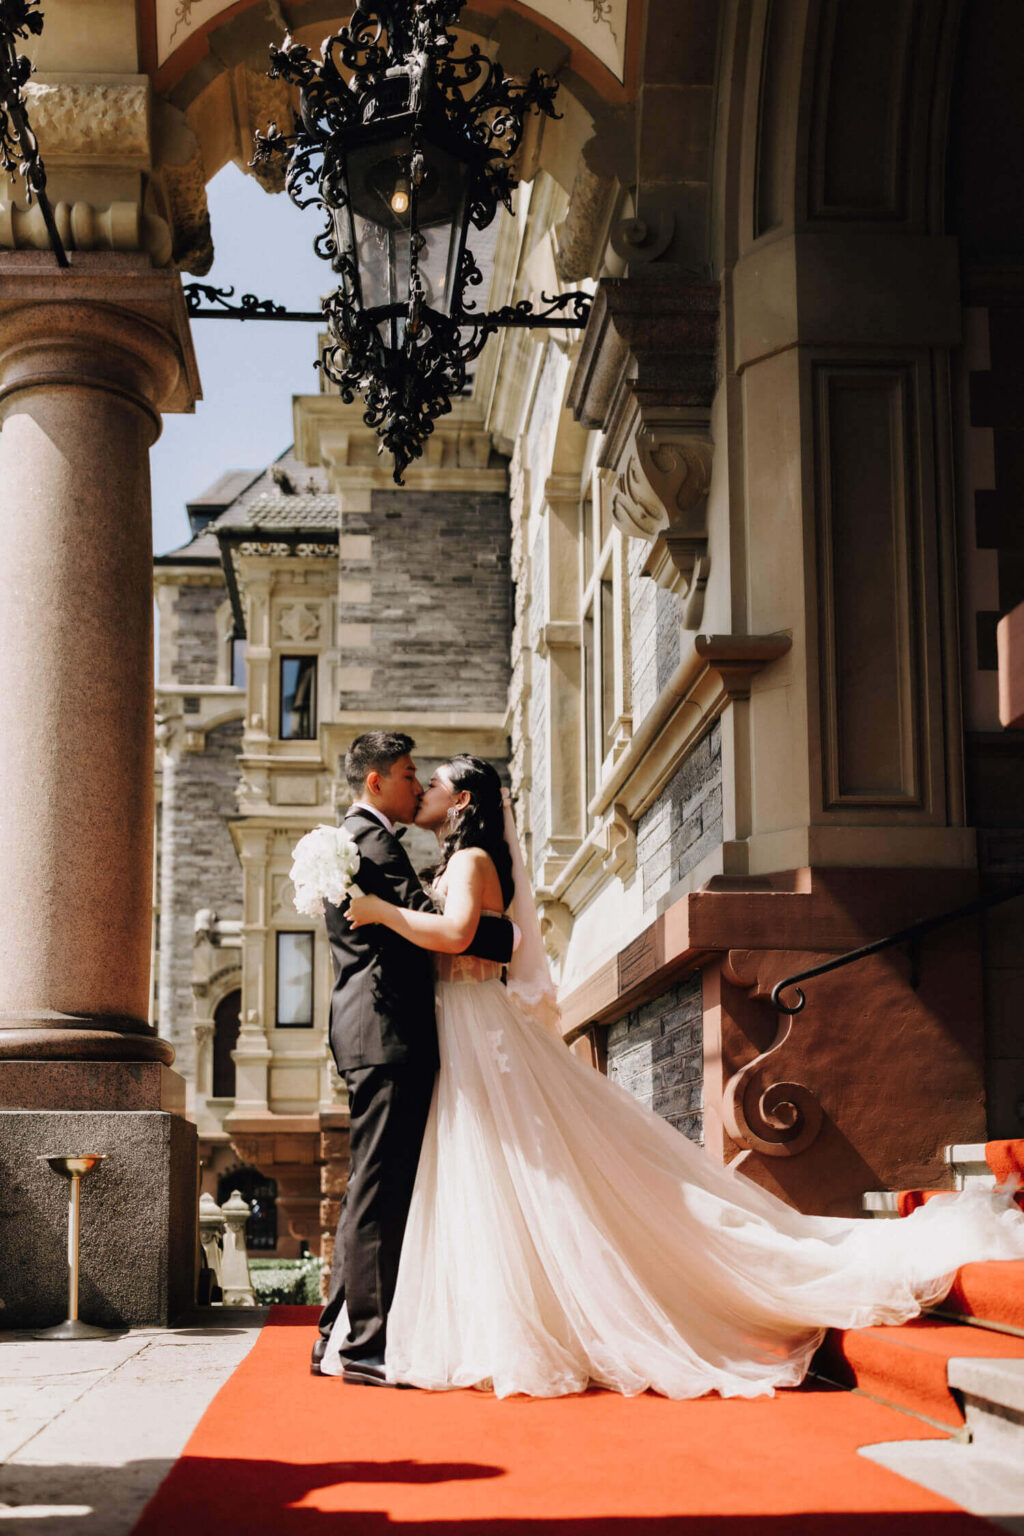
{"left": 390, "top": 176, "right": 410, "bottom": 215}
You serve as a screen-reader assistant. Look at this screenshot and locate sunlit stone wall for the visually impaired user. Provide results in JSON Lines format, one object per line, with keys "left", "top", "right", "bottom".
{"left": 606, "top": 976, "right": 704, "bottom": 1141}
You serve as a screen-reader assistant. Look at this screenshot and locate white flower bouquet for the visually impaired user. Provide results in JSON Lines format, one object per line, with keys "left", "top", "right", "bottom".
{"left": 289, "top": 825, "right": 362, "bottom": 916}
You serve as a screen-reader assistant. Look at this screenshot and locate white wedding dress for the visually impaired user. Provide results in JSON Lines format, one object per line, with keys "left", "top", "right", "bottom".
{"left": 375, "top": 940, "right": 1024, "bottom": 1400}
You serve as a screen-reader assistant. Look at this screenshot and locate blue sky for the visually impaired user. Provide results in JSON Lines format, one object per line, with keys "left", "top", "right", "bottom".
{"left": 151, "top": 162, "right": 331, "bottom": 556}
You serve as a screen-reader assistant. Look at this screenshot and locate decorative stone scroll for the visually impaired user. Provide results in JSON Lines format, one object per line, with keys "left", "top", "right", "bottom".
{"left": 720, "top": 950, "right": 824, "bottom": 1159}
{"left": 612, "top": 428, "right": 714, "bottom": 625}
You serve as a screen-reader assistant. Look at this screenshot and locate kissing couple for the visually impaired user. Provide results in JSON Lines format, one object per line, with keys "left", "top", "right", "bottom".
{"left": 311, "top": 731, "right": 1024, "bottom": 1399}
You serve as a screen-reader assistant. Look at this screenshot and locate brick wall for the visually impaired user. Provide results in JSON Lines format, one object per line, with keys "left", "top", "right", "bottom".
{"left": 628, "top": 539, "right": 682, "bottom": 726}
{"left": 636, "top": 722, "right": 723, "bottom": 909}
{"left": 338, "top": 489, "right": 511, "bottom": 712}
{"left": 606, "top": 974, "right": 703, "bottom": 1140}
{"left": 158, "top": 720, "right": 243, "bottom": 1075}
{"left": 173, "top": 584, "right": 226, "bottom": 686}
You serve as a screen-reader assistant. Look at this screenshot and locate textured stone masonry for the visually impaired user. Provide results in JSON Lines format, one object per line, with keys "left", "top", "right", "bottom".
{"left": 629, "top": 538, "right": 682, "bottom": 726}
{"left": 606, "top": 974, "right": 704, "bottom": 1141}
{"left": 172, "top": 584, "right": 226, "bottom": 686}
{"left": 337, "top": 489, "right": 511, "bottom": 713}
{"left": 636, "top": 721, "right": 723, "bottom": 909}
{"left": 158, "top": 719, "right": 243, "bottom": 1073}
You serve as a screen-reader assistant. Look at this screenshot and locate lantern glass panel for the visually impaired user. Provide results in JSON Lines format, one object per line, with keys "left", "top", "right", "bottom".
{"left": 338, "top": 130, "right": 472, "bottom": 325}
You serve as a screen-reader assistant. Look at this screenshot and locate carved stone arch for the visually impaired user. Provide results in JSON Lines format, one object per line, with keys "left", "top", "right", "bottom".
{"left": 145, "top": 1, "right": 642, "bottom": 277}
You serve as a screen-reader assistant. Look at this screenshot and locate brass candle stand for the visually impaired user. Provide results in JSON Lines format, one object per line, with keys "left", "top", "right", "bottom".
{"left": 33, "top": 1155, "right": 120, "bottom": 1340}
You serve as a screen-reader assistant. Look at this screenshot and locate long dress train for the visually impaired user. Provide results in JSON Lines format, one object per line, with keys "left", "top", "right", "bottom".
{"left": 372, "top": 948, "right": 1024, "bottom": 1401}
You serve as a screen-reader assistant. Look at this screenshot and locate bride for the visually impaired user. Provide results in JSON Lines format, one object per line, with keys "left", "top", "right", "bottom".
{"left": 325, "top": 754, "right": 1024, "bottom": 1400}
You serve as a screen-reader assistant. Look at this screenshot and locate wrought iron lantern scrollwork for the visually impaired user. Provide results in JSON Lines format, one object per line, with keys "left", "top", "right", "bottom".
{"left": 253, "top": 0, "right": 591, "bottom": 481}
{"left": 0, "top": 0, "right": 67, "bottom": 264}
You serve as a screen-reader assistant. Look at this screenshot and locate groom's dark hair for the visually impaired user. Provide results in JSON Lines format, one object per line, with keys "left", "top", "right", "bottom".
{"left": 345, "top": 731, "right": 415, "bottom": 795}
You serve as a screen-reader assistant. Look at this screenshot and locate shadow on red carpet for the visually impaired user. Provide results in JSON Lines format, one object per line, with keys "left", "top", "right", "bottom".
{"left": 131, "top": 1309, "right": 995, "bottom": 1535}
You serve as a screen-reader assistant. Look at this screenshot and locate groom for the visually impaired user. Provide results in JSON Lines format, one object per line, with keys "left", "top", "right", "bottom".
{"left": 312, "top": 731, "right": 515, "bottom": 1385}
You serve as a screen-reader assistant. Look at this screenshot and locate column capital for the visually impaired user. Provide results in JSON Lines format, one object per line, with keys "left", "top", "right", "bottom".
{"left": 0, "top": 252, "right": 200, "bottom": 428}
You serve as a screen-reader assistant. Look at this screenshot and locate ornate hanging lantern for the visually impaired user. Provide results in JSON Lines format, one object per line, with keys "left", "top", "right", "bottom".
{"left": 254, "top": 0, "right": 590, "bottom": 482}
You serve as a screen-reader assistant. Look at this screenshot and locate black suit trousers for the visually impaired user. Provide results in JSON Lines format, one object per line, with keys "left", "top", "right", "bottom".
{"left": 318, "top": 1061, "right": 435, "bottom": 1359}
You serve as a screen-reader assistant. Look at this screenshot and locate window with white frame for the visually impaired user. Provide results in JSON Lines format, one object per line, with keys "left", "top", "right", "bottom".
{"left": 276, "top": 931, "right": 314, "bottom": 1026}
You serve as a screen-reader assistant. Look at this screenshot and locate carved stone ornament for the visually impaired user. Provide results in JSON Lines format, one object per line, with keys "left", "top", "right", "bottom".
{"left": 596, "top": 804, "right": 636, "bottom": 883}
{"left": 612, "top": 429, "right": 714, "bottom": 623}
{"left": 238, "top": 68, "right": 292, "bottom": 196}
{"left": 277, "top": 602, "right": 322, "bottom": 643}
{"left": 0, "top": 200, "right": 171, "bottom": 264}
{"left": 24, "top": 81, "right": 150, "bottom": 166}
{"left": 152, "top": 99, "right": 214, "bottom": 275}
{"left": 612, "top": 430, "right": 713, "bottom": 540}
{"left": 720, "top": 950, "right": 824, "bottom": 1160}
{"left": 537, "top": 897, "right": 573, "bottom": 962}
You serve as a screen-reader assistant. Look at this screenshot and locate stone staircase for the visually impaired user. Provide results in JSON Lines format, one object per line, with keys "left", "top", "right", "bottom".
{"left": 812, "top": 1139, "right": 1024, "bottom": 1527}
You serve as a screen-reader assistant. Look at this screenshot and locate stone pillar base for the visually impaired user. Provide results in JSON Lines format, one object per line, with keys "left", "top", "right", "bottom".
{"left": 0, "top": 1110, "right": 198, "bottom": 1329}
{"left": 0, "top": 1061, "right": 185, "bottom": 1113}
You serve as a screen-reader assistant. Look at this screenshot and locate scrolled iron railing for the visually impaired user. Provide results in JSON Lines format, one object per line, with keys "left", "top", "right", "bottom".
{"left": 724, "top": 877, "right": 1024, "bottom": 1160}
{"left": 770, "top": 879, "right": 1024, "bottom": 1017}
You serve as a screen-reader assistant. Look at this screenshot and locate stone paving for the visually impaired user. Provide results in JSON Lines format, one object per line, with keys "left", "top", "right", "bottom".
{"left": 0, "top": 1311, "right": 267, "bottom": 1535}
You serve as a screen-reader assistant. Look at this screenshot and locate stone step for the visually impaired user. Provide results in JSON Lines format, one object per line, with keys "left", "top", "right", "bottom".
{"left": 861, "top": 1137, "right": 1024, "bottom": 1219}
{"left": 858, "top": 1357, "right": 1024, "bottom": 1530}
{"left": 813, "top": 1317, "right": 1024, "bottom": 1429}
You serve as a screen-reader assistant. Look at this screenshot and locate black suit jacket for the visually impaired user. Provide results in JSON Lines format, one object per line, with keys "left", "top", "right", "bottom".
{"left": 324, "top": 810, "right": 514, "bottom": 1072}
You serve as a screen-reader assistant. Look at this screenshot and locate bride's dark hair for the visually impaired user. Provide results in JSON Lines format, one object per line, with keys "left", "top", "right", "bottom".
{"left": 436, "top": 756, "right": 515, "bottom": 910}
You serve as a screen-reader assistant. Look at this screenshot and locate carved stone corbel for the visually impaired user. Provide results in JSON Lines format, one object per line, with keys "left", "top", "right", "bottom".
{"left": 537, "top": 897, "right": 573, "bottom": 962}
{"left": 612, "top": 429, "right": 714, "bottom": 624}
{"left": 595, "top": 804, "right": 636, "bottom": 883}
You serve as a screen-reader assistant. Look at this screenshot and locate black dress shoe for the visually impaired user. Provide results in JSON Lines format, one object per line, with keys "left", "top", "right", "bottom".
{"left": 340, "top": 1353, "right": 410, "bottom": 1388}
{"left": 310, "top": 1335, "right": 328, "bottom": 1376}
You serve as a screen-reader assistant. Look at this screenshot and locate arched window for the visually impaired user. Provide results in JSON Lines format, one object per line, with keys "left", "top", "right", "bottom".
{"left": 218, "top": 1165, "right": 278, "bottom": 1251}
{"left": 212, "top": 989, "right": 241, "bottom": 1099}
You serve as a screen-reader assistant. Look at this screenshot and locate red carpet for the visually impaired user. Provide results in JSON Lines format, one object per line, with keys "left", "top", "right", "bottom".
{"left": 942, "top": 1260, "right": 1024, "bottom": 1334}
{"left": 132, "top": 1308, "right": 1000, "bottom": 1535}
{"left": 814, "top": 1315, "right": 1024, "bottom": 1427}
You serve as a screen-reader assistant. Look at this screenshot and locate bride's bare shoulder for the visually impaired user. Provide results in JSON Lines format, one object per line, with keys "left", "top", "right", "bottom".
{"left": 445, "top": 846, "right": 494, "bottom": 875}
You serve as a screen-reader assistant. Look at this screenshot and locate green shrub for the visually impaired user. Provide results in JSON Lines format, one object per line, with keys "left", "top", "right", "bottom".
{"left": 249, "top": 1256, "right": 323, "bottom": 1305}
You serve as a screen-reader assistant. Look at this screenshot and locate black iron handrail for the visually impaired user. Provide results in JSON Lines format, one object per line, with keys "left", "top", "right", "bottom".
{"left": 771, "top": 879, "right": 1024, "bottom": 1016}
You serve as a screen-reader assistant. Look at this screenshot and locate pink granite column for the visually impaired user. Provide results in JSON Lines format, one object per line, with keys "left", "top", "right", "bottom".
{"left": 0, "top": 256, "right": 197, "bottom": 1064}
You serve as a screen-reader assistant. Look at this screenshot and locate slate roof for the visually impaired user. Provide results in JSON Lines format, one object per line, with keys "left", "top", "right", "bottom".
{"left": 213, "top": 448, "right": 338, "bottom": 535}
{"left": 156, "top": 447, "right": 337, "bottom": 564}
